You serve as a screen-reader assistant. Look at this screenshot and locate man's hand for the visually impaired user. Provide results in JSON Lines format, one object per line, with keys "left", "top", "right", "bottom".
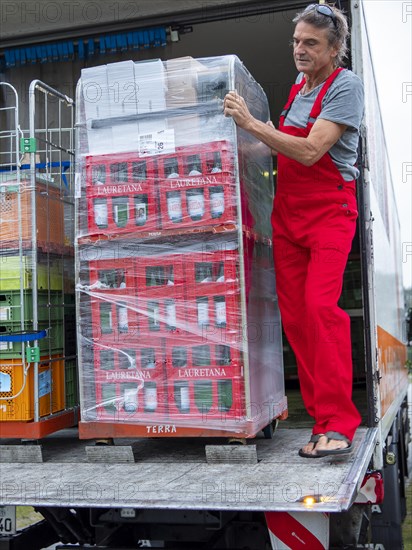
{"left": 223, "top": 91, "right": 255, "bottom": 131}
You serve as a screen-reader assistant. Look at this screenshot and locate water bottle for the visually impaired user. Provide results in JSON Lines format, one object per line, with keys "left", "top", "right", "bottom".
{"left": 144, "top": 382, "right": 157, "bottom": 412}
{"left": 216, "top": 345, "right": 231, "bottom": 366}
{"left": 196, "top": 263, "right": 213, "bottom": 283}
{"left": 218, "top": 380, "right": 233, "bottom": 412}
{"left": 194, "top": 381, "right": 213, "bottom": 414}
{"left": 148, "top": 301, "right": 160, "bottom": 331}
{"left": 174, "top": 381, "right": 190, "bottom": 413}
{"left": 214, "top": 296, "right": 227, "bottom": 327}
{"left": 123, "top": 384, "right": 138, "bottom": 413}
{"left": 192, "top": 345, "right": 211, "bottom": 366}
{"left": 210, "top": 186, "right": 225, "bottom": 218}
{"left": 197, "top": 297, "right": 209, "bottom": 327}
{"left": 186, "top": 188, "right": 205, "bottom": 221}
{"left": 92, "top": 164, "right": 106, "bottom": 185}
{"left": 110, "top": 161, "right": 128, "bottom": 183}
{"left": 99, "top": 349, "right": 115, "bottom": 370}
{"left": 209, "top": 152, "right": 222, "bottom": 173}
{"left": 141, "top": 348, "right": 156, "bottom": 369}
{"left": 186, "top": 154, "right": 202, "bottom": 176}
{"left": 117, "top": 302, "right": 129, "bottom": 333}
{"left": 166, "top": 191, "right": 183, "bottom": 223}
{"left": 93, "top": 198, "right": 108, "bottom": 228}
{"left": 102, "top": 384, "right": 116, "bottom": 412}
{"left": 135, "top": 194, "right": 148, "bottom": 226}
{"left": 112, "top": 196, "right": 129, "bottom": 228}
{"left": 165, "top": 158, "right": 179, "bottom": 179}
{"left": 132, "top": 160, "right": 147, "bottom": 181}
{"left": 215, "top": 262, "right": 225, "bottom": 283}
{"left": 165, "top": 299, "right": 177, "bottom": 331}
{"left": 146, "top": 267, "right": 158, "bottom": 287}
{"left": 172, "top": 346, "right": 187, "bottom": 368}
{"left": 100, "top": 303, "right": 113, "bottom": 334}
{"left": 119, "top": 349, "right": 135, "bottom": 369}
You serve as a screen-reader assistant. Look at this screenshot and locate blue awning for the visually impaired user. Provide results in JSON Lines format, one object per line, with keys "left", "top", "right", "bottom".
{"left": 2, "top": 27, "right": 167, "bottom": 69}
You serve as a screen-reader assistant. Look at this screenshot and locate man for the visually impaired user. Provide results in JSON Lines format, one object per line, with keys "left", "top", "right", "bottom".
{"left": 224, "top": 3, "right": 364, "bottom": 457}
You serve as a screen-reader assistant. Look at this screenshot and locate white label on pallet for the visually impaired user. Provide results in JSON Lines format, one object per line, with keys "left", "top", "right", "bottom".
{"left": 139, "top": 129, "right": 175, "bottom": 156}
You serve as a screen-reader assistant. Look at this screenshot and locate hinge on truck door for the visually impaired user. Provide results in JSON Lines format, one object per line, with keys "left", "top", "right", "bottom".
{"left": 375, "top": 369, "right": 382, "bottom": 384}
{"left": 360, "top": 124, "right": 369, "bottom": 170}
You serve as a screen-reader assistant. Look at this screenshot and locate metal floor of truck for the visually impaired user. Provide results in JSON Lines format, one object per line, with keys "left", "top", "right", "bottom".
{"left": 0, "top": 387, "right": 376, "bottom": 513}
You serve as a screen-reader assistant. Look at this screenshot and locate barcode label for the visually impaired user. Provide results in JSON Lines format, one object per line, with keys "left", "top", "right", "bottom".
{"left": 139, "top": 129, "right": 175, "bottom": 156}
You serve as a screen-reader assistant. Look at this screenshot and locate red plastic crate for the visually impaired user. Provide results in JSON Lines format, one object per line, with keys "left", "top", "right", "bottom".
{"left": 87, "top": 257, "right": 140, "bottom": 343}
{"left": 93, "top": 342, "right": 165, "bottom": 378}
{"left": 185, "top": 280, "right": 242, "bottom": 341}
{"left": 135, "top": 254, "right": 185, "bottom": 288}
{"left": 85, "top": 152, "right": 158, "bottom": 235}
{"left": 94, "top": 377, "right": 167, "bottom": 422}
{"left": 167, "top": 371, "right": 245, "bottom": 422}
{"left": 88, "top": 257, "right": 137, "bottom": 290}
{"left": 136, "top": 290, "right": 187, "bottom": 336}
{"left": 164, "top": 334, "right": 243, "bottom": 379}
{"left": 157, "top": 141, "right": 237, "bottom": 230}
{"left": 89, "top": 292, "right": 139, "bottom": 344}
{"left": 135, "top": 255, "right": 187, "bottom": 335}
{"left": 164, "top": 324, "right": 245, "bottom": 422}
{"left": 183, "top": 249, "right": 239, "bottom": 288}
{"left": 92, "top": 338, "right": 167, "bottom": 422}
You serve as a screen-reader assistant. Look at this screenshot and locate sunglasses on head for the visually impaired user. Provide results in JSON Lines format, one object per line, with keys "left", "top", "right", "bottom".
{"left": 304, "top": 4, "right": 338, "bottom": 28}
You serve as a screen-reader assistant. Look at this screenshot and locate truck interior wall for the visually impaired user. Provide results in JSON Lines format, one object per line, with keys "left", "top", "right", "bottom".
{"left": 6, "top": 11, "right": 297, "bottom": 134}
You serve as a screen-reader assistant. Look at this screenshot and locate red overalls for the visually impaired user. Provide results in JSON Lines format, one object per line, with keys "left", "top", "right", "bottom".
{"left": 272, "top": 68, "right": 361, "bottom": 441}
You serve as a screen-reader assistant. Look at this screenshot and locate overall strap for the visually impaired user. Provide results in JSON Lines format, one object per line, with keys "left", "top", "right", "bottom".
{"left": 308, "top": 67, "right": 345, "bottom": 123}
{"left": 279, "top": 79, "right": 306, "bottom": 124}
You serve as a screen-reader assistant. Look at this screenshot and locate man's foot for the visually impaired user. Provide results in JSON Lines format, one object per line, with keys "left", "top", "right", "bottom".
{"left": 298, "top": 434, "right": 324, "bottom": 458}
{"left": 298, "top": 432, "right": 353, "bottom": 458}
{"left": 315, "top": 432, "right": 352, "bottom": 457}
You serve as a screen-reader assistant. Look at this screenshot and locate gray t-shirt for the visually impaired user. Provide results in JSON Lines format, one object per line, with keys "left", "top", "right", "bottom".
{"left": 284, "top": 69, "right": 364, "bottom": 181}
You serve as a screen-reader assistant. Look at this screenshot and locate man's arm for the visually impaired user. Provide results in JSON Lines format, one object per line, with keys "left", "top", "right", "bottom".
{"left": 223, "top": 91, "right": 347, "bottom": 166}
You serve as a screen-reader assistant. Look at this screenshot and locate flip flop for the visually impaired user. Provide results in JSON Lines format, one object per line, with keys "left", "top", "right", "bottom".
{"left": 315, "top": 431, "right": 352, "bottom": 457}
{"left": 298, "top": 433, "right": 325, "bottom": 458}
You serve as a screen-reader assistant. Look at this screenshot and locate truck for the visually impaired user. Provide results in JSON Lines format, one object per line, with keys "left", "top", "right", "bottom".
{"left": 0, "top": 1, "right": 410, "bottom": 548}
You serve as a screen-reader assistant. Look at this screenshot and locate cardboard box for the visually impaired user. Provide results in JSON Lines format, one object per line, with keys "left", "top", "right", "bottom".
{"left": 107, "top": 60, "right": 138, "bottom": 118}
{"left": 81, "top": 65, "right": 111, "bottom": 121}
{"left": 134, "top": 59, "right": 167, "bottom": 114}
{"left": 165, "top": 56, "right": 206, "bottom": 108}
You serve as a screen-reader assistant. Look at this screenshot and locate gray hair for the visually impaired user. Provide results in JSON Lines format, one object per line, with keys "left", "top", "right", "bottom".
{"left": 293, "top": 5, "right": 349, "bottom": 67}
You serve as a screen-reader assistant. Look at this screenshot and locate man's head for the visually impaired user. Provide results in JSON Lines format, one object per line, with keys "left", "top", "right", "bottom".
{"left": 293, "top": 4, "right": 349, "bottom": 69}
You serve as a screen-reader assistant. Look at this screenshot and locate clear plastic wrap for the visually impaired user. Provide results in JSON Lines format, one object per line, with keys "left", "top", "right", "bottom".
{"left": 75, "top": 55, "right": 286, "bottom": 438}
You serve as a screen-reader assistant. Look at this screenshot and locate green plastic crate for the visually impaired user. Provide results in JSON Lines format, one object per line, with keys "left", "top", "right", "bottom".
{"left": 65, "top": 358, "right": 79, "bottom": 408}
{"left": 0, "top": 291, "right": 64, "bottom": 322}
{"left": 0, "top": 255, "right": 64, "bottom": 291}
{"left": 0, "top": 320, "right": 64, "bottom": 359}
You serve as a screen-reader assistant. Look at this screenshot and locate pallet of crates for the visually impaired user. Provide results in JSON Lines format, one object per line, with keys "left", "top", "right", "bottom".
{"left": 76, "top": 55, "right": 287, "bottom": 441}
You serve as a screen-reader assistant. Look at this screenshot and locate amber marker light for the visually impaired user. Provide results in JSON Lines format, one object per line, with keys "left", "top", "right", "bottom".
{"left": 298, "top": 494, "right": 324, "bottom": 507}
{"left": 303, "top": 495, "right": 317, "bottom": 506}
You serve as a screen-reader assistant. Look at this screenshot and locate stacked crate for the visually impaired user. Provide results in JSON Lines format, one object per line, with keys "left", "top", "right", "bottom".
{"left": 76, "top": 55, "right": 286, "bottom": 438}
{"left": 0, "top": 172, "right": 77, "bottom": 426}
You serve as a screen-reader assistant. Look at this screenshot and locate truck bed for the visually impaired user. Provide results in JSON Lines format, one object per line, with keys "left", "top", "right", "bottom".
{"left": 0, "top": 426, "right": 377, "bottom": 513}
